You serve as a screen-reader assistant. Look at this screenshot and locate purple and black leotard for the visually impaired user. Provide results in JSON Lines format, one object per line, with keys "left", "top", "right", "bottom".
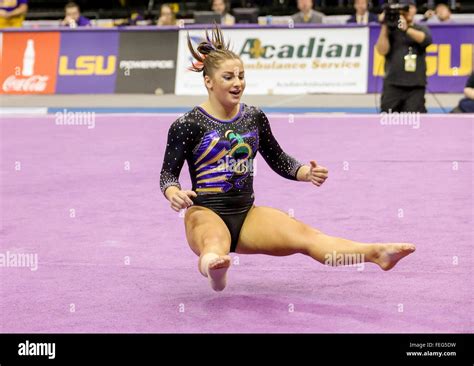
{"left": 160, "top": 103, "right": 304, "bottom": 252}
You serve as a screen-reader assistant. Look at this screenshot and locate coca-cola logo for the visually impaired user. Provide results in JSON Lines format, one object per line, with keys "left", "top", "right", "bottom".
{"left": 3, "top": 75, "right": 49, "bottom": 92}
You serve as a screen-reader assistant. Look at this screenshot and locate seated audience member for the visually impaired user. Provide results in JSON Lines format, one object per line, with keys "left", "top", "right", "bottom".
{"left": 423, "top": 3, "right": 453, "bottom": 23}
{"left": 212, "top": 0, "right": 235, "bottom": 25}
{"left": 60, "top": 2, "right": 91, "bottom": 27}
{"left": 292, "top": 0, "right": 324, "bottom": 24}
{"left": 347, "top": 0, "right": 379, "bottom": 24}
{"left": 157, "top": 3, "right": 176, "bottom": 26}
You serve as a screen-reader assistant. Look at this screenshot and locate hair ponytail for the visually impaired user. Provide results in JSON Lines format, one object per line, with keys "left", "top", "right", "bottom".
{"left": 187, "top": 24, "right": 240, "bottom": 76}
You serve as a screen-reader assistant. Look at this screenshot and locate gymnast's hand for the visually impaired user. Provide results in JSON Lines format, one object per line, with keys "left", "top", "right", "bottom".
{"left": 166, "top": 187, "right": 197, "bottom": 212}
{"left": 305, "top": 160, "right": 328, "bottom": 187}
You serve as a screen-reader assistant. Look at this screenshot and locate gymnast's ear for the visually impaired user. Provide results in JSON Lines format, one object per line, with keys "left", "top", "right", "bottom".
{"left": 204, "top": 74, "right": 214, "bottom": 90}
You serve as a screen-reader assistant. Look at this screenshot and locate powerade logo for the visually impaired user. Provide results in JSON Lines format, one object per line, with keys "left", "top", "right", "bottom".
{"left": 58, "top": 55, "right": 117, "bottom": 76}
{"left": 239, "top": 38, "right": 363, "bottom": 59}
{"left": 373, "top": 43, "right": 472, "bottom": 76}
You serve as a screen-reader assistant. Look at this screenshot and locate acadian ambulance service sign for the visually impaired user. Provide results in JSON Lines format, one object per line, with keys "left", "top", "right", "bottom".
{"left": 175, "top": 27, "right": 369, "bottom": 95}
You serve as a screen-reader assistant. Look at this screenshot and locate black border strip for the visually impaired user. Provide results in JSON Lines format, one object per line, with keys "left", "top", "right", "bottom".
{"left": 0, "top": 333, "right": 472, "bottom": 362}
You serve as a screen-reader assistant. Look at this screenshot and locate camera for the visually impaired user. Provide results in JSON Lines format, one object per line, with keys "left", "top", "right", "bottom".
{"left": 383, "top": 1, "right": 410, "bottom": 29}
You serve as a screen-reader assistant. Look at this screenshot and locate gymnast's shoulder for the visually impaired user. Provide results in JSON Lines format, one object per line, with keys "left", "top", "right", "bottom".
{"left": 242, "top": 103, "right": 268, "bottom": 118}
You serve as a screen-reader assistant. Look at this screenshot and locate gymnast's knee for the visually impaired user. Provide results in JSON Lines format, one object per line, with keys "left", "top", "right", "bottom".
{"left": 298, "top": 221, "right": 323, "bottom": 236}
{"left": 201, "top": 236, "right": 230, "bottom": 254}
{"left": 294, "top": 225, "right": 322, "bottom": 254}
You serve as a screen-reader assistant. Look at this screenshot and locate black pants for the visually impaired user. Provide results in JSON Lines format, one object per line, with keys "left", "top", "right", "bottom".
{"left": 459, "top": 98, "right": 474, "bottom": 113}
{"left": 381, "top": 83, "right": 427, "bottom": 113}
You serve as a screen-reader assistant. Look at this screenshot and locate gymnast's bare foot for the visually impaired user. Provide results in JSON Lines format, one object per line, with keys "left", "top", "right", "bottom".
{"left": 372, "top": 243, "right": 416, "bottom": 271}
{"left": 205, "top": 254, "right": 231, "bottom": 291}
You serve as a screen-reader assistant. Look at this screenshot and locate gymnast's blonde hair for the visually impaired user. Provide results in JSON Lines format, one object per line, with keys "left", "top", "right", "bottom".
{"left": 187, "top": 24, "right": 241, "bottom": 77}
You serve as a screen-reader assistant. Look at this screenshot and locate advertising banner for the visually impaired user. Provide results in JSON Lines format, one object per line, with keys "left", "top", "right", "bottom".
{"left": 368, "top": 24, "right": 473, "bottom": 93}
{"left": 175, "top": 27, "right": 370, "bottom": 95}
{"left": 115, "top": 31, "right": 178, "bottom": 94}
{"left": 0, "top": 32, "right": 60, "bottom": 94}
{"left": 0, "top": 32, "right": 3, "bottom": 76}
{"left": 56, "top": 31, "right": 119, "bottom": 93}
{"left": 0, "top": 25, "right": 469, "bottom": 95}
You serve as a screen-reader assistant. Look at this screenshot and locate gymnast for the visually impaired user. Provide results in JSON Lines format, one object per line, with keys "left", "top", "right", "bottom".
{"left": 159, "top": 25, "right": 415, "bottom": 292}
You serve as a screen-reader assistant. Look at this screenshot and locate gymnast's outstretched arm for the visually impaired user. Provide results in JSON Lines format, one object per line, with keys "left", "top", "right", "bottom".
{"left": 256, "top": 109, "right": 329, "bottom": 186}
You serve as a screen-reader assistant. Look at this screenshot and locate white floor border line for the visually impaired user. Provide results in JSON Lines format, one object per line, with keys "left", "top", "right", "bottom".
{"left": 0, "top": 107, "right": 48, "bottom": 115}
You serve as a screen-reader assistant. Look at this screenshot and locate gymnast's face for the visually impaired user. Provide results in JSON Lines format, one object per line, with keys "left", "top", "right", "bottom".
{"left": 204, "top": 58, "right": 246, "bottom": 109}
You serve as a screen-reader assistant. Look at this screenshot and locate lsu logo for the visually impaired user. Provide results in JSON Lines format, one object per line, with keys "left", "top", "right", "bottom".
{"left": 373, "top": 43, "right": 472, "bottom": 77}
{"left": 58, "top": 55, "right": 117, "bottom": 76}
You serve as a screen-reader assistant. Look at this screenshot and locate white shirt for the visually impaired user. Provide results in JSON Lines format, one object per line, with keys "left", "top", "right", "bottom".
{"left": 356, "top": 12, "right": 369, "bottom": 24}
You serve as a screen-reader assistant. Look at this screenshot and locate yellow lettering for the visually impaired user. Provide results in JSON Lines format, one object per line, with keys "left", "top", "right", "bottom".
{"left": 76, "top": 56, "right": 96, "bottom": 75}
{"left": 373, "top": 43, "right": 473, "bottom": 78}
{"left": 426, "top": 44, "right": 437, "bottom": 76}
{"left": 373, "top": 47, "right": 385, "bottom": 76}
{"left": 58, "top": 56, "right": 75, "bottom": 75}
{"left": 94, "top": 56, "right": 116, "bottom": 76}
{"left": 438, "top": 44, "right": 472, "bottom": 76}
{"left": 58, "top": 55, "right": 117, "bottom": 76}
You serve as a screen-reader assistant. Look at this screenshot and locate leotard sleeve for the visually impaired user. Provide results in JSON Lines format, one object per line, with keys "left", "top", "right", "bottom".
{"left": 256, "top": 109, "right": 304, "bottom": 181}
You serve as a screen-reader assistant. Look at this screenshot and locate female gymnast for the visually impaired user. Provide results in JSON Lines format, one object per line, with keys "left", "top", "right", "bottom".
{"left": 160, "top": 26, "right": 416, "bottom": 291}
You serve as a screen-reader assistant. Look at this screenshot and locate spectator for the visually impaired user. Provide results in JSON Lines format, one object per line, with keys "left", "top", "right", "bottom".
{"left": 291, "top": 0, "right": 324, "bottom": 24}
{"left": 375, "top": 0, "right": 432, "bottom": 113}
{"left": 127, "top": 10, "right": 145, "bottom": 25}
{"left": 60, "top": 2, "right": 91, "bottom": 27}
{"left": 0, "top": 0, "right": 28, "bottom": 28}
{"left": 347, "top": 0, "right": 379, "bottom": 24}
{"left": 157, "top": 3, "right": 176, "bottom": 26}
{"left": 212, "top": 0, "right": 235, "bottom": 26}
{"left": 114, "top": 9, "right": 146, "bottom": 26}
{"left": 451, "top": 72, "right": 474, "bottom": 113}
{"left": 423, "top": 3, "right": 453, "bottom": 23}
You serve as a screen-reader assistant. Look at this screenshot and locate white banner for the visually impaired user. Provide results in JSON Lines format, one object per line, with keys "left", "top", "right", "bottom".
{"left": 175, "top": 27, "right": 369, "bottom": 95}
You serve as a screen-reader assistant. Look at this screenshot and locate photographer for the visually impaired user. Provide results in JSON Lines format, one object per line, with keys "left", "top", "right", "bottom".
{"left": 376, "top": 1, "right": 432, "bottom": 113}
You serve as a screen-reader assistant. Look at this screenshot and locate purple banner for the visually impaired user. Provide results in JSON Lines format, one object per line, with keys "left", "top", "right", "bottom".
{"left": 368, "top": 24, "right": 474, "bottom": 93}
{"left": 56, "top": 32, "right": 119, "bottom": 93}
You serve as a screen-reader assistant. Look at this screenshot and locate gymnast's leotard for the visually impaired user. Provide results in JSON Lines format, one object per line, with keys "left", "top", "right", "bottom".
{"left": 160, "top": 103, "right": 304, "bottom": 252}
